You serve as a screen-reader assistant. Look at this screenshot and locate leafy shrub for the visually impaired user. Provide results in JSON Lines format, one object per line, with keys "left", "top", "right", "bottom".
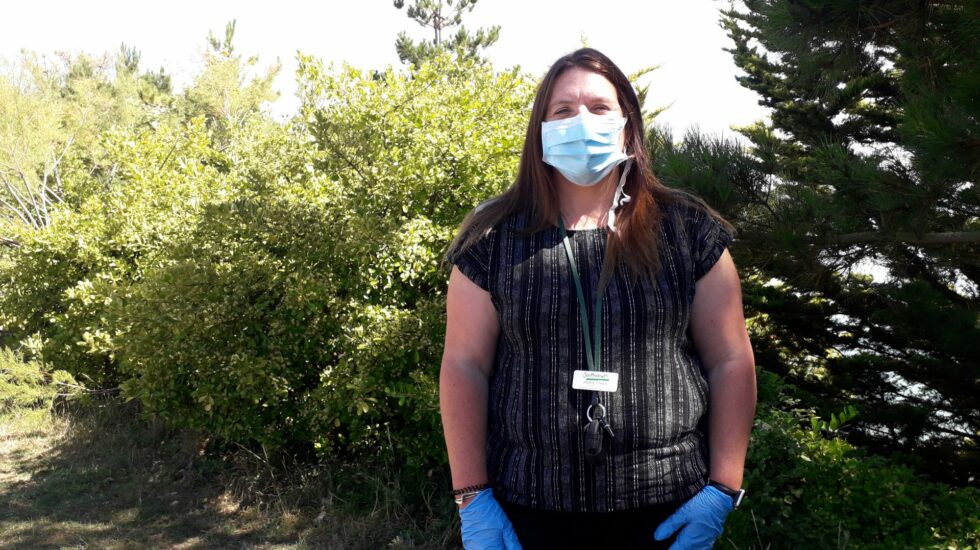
{"left": 0, "top": 347, "right": 77, "bottom": 417}
{"left": 112, "top": 54, "right": 533, "bottom": 466}
{"left": 115, "top": 197, "right": 338, "bottom": 448}
{"left": 298, "top": 54, "right": 532, "bottom": 232}
{"left": 292, "top": 54, "right": 532, "bottom": 466}
{"left": 725, "top": 372, "right": 979, "bottom": 549}
{"left": 305, "top": 297, "right": 446, "bottom": 468}
{"left": 0, "top": 119, "right": 229, "bottom": 387}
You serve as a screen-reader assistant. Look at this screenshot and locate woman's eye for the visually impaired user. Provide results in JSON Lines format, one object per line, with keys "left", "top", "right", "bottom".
{"left": 593, "top": 105, "right": 611, "bottom": 113}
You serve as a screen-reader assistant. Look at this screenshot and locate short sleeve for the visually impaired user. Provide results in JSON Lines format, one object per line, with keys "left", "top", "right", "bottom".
{"left": 448, "top": 231, "right": 492, "bottom": 292}
{"left": 688, "top": 207, "right": 734, "bottom": 281}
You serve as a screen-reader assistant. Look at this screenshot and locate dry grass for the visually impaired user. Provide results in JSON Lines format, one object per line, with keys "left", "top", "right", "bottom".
{"left": 0, "top": 400, "right": 458, "bottom": 549}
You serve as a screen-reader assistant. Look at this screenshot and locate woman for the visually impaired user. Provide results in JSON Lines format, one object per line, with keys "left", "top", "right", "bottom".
{"left": 441, "top": 48, "right": 756, "bottom": 549}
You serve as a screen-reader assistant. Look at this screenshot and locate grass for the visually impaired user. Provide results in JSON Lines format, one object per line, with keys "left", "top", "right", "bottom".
{"left": 0, "top": 400, "right": 459, "bottom": 549}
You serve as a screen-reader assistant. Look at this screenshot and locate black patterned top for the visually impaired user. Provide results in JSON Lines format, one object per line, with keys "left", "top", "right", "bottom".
{"left": 449, "top": 199, "right": 733, "bottom": 512}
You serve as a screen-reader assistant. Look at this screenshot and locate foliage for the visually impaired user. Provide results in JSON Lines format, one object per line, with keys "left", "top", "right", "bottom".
{"left": 180, "top": 20, "right": 280, "bottom": 146}
{"left": 305, "top": 297, "right": 447, "bottom": 467}
{"left": 115, "top": 42, "right": 174, "bottom": 108}
{"left": 645, "top": 0, "right": 980, "bottom": 482}
{"left": 106, "top": 53, "right": 533, "bottom": 464}
{"left": 393, "top": 0, "right": 500, "bottom": 66}
{"left": 292, "top": 53, "right": 531, "bottom": 463}
{"left": 115, "top": 196, "right": 336, "bottom": 447}
{"left": 0, "top": 46, "right": 181, "bottom": 238}
{"left": 1, "top": 54, "right": 114, "bottom": 232}
{"left": 725, "top": 372, "right": 980, "bottom": 549}
{"left": 0, "top": 28, "right": 280, "bottom": 389}
{"left": 0, "top": 347, "right": 76, "bottom": 418}
{"left": 0, "top": 119, "right": 230, "bottom": 386}
{"left": 109, "top": 115, "right": 337, "bottom": 421}
{"left": 297, "top": 54, "right": 531, "bottom": 231}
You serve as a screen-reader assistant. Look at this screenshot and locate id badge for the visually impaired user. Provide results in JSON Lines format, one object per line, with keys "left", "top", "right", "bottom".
{"left": 572, "top": 370, "right": 619, "bottom": 392}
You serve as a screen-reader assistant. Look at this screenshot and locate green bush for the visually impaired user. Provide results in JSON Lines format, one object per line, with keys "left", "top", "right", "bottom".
{"left": 0, "top": 347, "right": 77, "bottom": 417}
{"left": 305, "top": 297, "right": 446, "bottom": 468}
{"left": 115, "top": 196, "right": 339, "bottom": 448}
{"left": 293, "top": 54, "right": 531, "bottom": 465}
{"left": 725, "top": 372, "right": 979, "bottom": 549}
{"left": 112, "top": 54, "right": 533, "bottom": 466}
{"left": 114, "top": 198, "right": 449, "bottom": 464}
{"left": 0, "top": 119, "right": 229, "bottom": 387}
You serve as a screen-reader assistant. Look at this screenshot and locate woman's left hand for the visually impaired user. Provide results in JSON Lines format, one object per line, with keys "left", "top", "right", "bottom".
{"left": 653, "top": 485, "right": 733, "bottom": 549}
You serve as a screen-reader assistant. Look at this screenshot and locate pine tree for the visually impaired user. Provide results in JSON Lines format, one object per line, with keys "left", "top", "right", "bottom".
{"left": 392, "top": 0, "right": 500, "bottom": 66}
{"left": 658, "top": 0, "right": 978, "bottom": 483}
{"left": 116, "top": 43, "right": 173, "bottom": 106}
{"left": 181, "top": 20, "right": 280, "bottom": 146}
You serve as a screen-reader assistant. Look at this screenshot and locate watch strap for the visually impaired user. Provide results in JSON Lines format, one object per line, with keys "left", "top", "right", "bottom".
{"left": 708, "top": 479, "right": 746, "bottom": 508}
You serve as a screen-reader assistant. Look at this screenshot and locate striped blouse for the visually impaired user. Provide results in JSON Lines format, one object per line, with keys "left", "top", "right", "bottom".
{"left": 450, "top": 200, "right": 733, "bottom": 512}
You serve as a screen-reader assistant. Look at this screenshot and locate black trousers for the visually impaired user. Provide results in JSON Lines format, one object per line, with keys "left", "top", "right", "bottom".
{"left": 498, "top": 499, "right": 682, "bottom": 550}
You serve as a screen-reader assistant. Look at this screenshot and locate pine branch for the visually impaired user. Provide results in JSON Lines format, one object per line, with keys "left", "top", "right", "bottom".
{"left": 828, "top": 231, "right": 980, "bottom": 246}
{"left": 896, "top": 246, "right": 974, "bottom": 308}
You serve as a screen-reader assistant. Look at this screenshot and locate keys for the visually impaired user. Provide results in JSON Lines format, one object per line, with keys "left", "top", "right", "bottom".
{"left": 601, "top": 418, "right": 615, "bottom": 439}
{"left": 584, "top": 418, "right": 604, "bottom": 461}
{"left": 583, "top": 402, "right": 614, "bottom": 463}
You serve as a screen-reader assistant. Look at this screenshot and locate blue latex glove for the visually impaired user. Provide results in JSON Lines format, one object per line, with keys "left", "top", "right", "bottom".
{"left": 653, "top": 485, "right": 733, "bottom": 549}
{"left": 458, "top": 488, "right": 522, "bottom": 549}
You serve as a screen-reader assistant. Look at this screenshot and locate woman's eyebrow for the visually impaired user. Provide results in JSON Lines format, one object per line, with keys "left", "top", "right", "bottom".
{"left": 548, "top": 97, "right": 574, "bottom": 107}
{"left": 548, "top": 94, "right": 615, "bottom": 107}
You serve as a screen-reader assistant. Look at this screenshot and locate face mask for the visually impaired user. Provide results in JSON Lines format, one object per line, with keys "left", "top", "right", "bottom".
{"left": 541, "top": 108, "right": 628, "bottom": 186}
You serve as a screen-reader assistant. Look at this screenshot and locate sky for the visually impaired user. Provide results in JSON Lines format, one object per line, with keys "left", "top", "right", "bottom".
{"left": 1, "top": 0, "right": 770, "bottom": 142}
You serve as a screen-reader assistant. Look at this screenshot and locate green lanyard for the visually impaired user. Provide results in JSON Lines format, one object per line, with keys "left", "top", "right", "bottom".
{"left": 559, "top": 217, "right": 616, "bottom": 461}
{"left": 558, "top": 217, "right": 602, "bottom": 373}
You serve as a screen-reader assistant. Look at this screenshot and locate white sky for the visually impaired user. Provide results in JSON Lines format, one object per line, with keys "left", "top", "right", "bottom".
{"left": 2, "top": 0, "right": 769, "bottom": 141}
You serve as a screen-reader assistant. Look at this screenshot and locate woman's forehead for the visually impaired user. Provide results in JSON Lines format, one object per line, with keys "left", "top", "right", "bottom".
{"left": 548, "top": 67, "right": 618, "bottom": 105}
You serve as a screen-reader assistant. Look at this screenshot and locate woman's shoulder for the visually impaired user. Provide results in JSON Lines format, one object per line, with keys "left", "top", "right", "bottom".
{"left": 448, "top": 201, "right": 526, "bottom": 259}
{"left": 473, "top": 205, "right": 535, "bottom": 236}
{"left": 468, "top": 197, "right": 527, "bottom": 231}
{"left": 656, "top": 190, "right": 697, "bottom": 235}
{"left": 658, "top": 190, "right": 730, "bottom": 237}
{"left": 656, "top": 190, "right": 734, "bottom": 279}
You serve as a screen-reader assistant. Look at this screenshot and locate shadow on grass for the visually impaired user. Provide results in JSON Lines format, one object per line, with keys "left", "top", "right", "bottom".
{"left": 0, "top": 401, "right": 458, "bottom": 549}
{"left": 0, "top": 402, "right": 289, "bottom": 549}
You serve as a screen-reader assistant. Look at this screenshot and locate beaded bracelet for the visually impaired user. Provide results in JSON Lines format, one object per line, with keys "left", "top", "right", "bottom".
{"left": 450, "top": 483, "right": 491, "bottom": 497}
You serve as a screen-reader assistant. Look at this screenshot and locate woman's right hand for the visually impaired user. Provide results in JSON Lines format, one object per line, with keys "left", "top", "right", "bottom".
{"left": 459, "top": 489, "right": 522, "bottom": 549}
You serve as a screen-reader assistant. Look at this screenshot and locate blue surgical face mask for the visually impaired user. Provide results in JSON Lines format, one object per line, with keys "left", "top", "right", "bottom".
{"left": 541, "top": 107, "right": 628, "bottom": 186}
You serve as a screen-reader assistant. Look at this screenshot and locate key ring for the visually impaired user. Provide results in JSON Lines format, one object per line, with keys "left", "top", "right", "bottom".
{"left": 585, "top": 402, "right": 606, "bottom": 423}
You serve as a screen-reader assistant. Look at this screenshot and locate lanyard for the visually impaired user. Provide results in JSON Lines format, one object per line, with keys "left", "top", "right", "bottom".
{"left": 559, "top": 216, "right": 617, "bottom": 462}
{"left": 557, "top": 217, "right": 602, "bottom": 373}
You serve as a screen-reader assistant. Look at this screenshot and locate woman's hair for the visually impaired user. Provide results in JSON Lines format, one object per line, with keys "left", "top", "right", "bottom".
{"left": 448, "top": 47, "right": 726, "bottom": 287}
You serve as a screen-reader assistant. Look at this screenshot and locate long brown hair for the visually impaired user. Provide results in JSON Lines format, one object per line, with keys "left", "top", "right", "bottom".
{"left": 448, "top": 48, "right": 718, "bottom": 287}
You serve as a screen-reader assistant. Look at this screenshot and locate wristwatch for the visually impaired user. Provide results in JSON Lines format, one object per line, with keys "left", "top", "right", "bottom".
{"left": 708, "top": 479, "right": 746, "bottom": 508}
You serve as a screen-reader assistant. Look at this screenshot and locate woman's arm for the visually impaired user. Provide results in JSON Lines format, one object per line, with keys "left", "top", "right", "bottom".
{"left": 690, "top": 249, "right": 757, "bottom": 490}
{"left": 441, "top": 266, "right": 500, "bottom": 506}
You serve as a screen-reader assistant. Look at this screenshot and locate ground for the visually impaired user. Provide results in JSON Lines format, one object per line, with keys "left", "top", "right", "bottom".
{"left": 0, "top": 404, "right": 455, "bottom": 549}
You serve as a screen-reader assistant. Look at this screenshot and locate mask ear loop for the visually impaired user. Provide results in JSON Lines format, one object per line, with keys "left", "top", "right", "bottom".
{"left": 607, "top": 158, "right": 633, "bottom": 232}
